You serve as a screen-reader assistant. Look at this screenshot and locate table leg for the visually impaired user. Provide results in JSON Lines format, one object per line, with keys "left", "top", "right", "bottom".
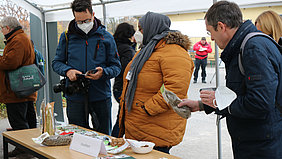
{"left": 3, "top": 136, "right": 8, "bottom": 159}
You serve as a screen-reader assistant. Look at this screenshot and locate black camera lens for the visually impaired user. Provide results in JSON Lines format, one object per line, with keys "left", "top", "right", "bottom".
{"left": 53, "top": 79, "right": 66, "bottom": 93}
{"left": 53, "top": 84, "right": 62, "bottom": 93}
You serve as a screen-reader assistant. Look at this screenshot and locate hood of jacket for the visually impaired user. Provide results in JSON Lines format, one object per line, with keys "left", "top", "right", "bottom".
{"left": 163, "top": 31, "right": 191, "bottom": 51}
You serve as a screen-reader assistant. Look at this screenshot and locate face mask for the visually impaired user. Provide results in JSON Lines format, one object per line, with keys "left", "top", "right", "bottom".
{"left": 77, "top": 21, "right": 93, "bottom": 34}
{"left": 134, "top": 30, "right": 143, "bottom": 44}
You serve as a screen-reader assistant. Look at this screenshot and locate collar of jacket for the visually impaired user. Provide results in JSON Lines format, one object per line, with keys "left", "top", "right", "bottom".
{"left": 220, "top": 20, "right": 258, "bottom": 64}
{"left": 68, "top": 17, "right": 102, "bottom": 38}
{"left": 5, "top": 26, "right": 22, "bottom": 41}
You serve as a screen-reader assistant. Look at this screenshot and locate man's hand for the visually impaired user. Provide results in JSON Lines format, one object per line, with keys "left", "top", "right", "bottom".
{"left": 178, "top": 99, "right": 200, "bottom": 112}
{"left": 86, "top": 67, "right": 103, "bottom": 80}
{"left": 200, "top": 90, "right": 217, "bottom": 108}
{"left": 66, "top": 69, "right": 82, "bottom": 81}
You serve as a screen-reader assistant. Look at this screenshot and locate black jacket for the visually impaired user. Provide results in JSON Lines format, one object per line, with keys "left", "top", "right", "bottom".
{"left": 113, "top": 39, "right": 135, "bottom": 91}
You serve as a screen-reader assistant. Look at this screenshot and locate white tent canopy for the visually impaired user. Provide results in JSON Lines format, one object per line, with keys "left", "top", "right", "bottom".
{"left": 11, "top": 0, "right": 282, "bottom": 22}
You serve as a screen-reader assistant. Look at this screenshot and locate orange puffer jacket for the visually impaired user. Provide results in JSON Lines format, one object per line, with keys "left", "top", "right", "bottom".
{"left": 0, "top": 29, "right": 36, "bottom": 103}
{"left": 119, "top": 32, "right": 194, "bottom": 147}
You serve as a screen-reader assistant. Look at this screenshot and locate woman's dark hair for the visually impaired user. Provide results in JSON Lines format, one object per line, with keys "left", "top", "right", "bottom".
{"left": 205, "top": 1, "right": 242, "bottom": 31}
{"left": 113, "top": 23, "right": 135, "bottom": 40}
{"left": 71, "top": 0, "right": 93, "bottom": 15}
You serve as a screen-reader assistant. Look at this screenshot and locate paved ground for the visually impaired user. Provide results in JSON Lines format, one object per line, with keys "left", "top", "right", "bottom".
{"left": 0, "top": 66, "right": 233, "bottom": 159}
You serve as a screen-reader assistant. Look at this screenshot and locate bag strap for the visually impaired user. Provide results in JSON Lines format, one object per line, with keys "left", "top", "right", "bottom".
{"left": 64, "top": 30, "right": 69, "bottom": 65}
{"left": 239, "top": 32, "right": 280, "bottom": 76}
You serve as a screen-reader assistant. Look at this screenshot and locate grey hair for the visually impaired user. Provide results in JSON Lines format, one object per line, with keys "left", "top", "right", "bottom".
{"left": 0, "top": 16, "right": 21, "bottom": 29}
{"left": 204, "top": 1, "right": 242, "bottom": 31}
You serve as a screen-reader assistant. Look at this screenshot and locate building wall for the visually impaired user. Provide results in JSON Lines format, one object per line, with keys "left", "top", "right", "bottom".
{"left": 167, "top": 6, "right": 282, "bottom": 62}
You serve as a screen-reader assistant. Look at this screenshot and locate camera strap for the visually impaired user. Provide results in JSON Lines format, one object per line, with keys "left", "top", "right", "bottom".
{"left": 84, "top": 91, "right": 100, "bottom": 131}
{"left": 84, "top": 92, "right": 90, "bottom": 129}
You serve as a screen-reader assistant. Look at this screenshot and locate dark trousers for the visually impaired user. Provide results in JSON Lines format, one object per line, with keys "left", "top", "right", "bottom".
{"left": 6, "top": 101, "right": 37, "bottom": 130}
{"left": 111, "top": 90, "right": 122, "bottom": 137}
{"left": 154, "top": 146, "right": 172, "bottom": 154}
{"left": 66, "top": 98, "right": 112, "bottom": 135}
{"left": 193, "top": 58, "right": 207, "bottom": 81}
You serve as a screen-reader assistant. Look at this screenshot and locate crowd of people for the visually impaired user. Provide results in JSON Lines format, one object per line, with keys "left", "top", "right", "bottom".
{"left": 0, "top": 0, "right": 281, "bottom": 158}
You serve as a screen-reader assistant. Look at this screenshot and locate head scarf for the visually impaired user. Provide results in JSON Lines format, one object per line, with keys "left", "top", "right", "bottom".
{"left": 125, "top": 12, "right": 171, "bottom": 112}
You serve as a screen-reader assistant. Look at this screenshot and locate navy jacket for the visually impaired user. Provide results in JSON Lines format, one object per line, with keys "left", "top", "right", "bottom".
{"left": 219, "top": 20, "right": 282, "bottom": 158}
{"left": 52, "top": 19, "right": 121, "bottom": 102}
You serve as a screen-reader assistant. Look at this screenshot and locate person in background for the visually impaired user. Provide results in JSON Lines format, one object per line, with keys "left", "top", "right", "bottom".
{"left": 52, "top": 0, "right": 121, "bottom": 135}
{"left": 118, "top": 12, "right": 194, "bottom": 154}
{"left": 178, "top": 1, "right": 282, "bottom": 159}
{"left": 255, "top": 10, "right": 282, "bottom": 45}
{"left": 192, "top": 37, "right": 212, "bottom": 83}
{"left": 0, "top": 16, "right": 36, "bottom": 158}
{"left": 112, "top": 22, "right": 136, "bottom": 137}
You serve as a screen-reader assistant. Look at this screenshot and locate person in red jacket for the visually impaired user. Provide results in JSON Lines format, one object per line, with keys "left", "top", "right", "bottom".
{"left": 192, "top": 37, "right": 212, "bottom": 83}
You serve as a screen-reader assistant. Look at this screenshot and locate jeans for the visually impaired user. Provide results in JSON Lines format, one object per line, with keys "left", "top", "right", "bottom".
{"left": 66, "top": 98, "right": 112, "bottom": 135}
{"left": 193, "top": 58, "right": 207, "bottom": 81}
{"left": 111, "top": 90, "right": 122, "bottom": 137}
{"left": 6, "top": 101, "right": 37, "bottom": 130}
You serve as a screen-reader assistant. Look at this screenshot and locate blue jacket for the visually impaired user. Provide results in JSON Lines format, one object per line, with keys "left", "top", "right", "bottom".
{"left": 220, "top": 20, "right": 282, "bottom": 158}
{"left": 52, "top": 19, "right": 121, "bottom": 102}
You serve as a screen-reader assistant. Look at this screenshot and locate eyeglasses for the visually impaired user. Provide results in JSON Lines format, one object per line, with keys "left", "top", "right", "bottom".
{"left": 76, "top": 19, "right": 92, "bottom": 24}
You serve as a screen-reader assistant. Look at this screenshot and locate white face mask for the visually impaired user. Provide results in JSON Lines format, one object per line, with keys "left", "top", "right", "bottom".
{"left": 77, "top": 21, "right": 93, "bottom": 34}
{"left": 134, "top": 30, "right": 143, "bottom": 44}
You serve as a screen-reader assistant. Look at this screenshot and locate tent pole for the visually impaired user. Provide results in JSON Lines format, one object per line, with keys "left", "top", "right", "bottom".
{"left": 42, "top": 12, "right": 50, "bottom": 103}
{"left": 100, "top": 0, "right": 107, "bottom": 29}
{"left": 212, "top": 0, "right": 222, "bottom": 159}
{"left": 102, "top": 3, "right": 107, "bottom": 29}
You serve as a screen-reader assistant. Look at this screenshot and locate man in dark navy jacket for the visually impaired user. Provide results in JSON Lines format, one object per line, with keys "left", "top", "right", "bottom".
{"left": 52, "top": 0, "right": 121, "bottom": 135}
{"left": 179, "top": 1, "right": 282, "bottom": 159}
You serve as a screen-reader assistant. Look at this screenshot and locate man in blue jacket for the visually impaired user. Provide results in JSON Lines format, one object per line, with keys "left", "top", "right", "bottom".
{"left": 52, "top": 0, "right": 121, "bottom": 135}
{"left": 179, "top": 1, "right": 282, "bottom": 158}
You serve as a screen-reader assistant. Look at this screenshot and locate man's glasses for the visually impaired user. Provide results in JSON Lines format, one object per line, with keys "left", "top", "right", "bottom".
{"left": 76, "top": 19, "right": 92, "bottom": 24}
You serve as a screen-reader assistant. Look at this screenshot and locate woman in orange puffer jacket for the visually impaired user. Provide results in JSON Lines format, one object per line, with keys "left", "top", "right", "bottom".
{"left": 118, "top": 12, "right": 194, "bottom": 154}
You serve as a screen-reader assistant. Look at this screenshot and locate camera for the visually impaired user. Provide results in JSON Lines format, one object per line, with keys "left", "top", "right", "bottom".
{"left": 53, "top": 74, "right": 91, "bottom": 95}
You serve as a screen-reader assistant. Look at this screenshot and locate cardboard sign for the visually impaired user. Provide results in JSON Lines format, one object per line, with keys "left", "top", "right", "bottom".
{"left": 69, "top": 133, "right": 107, "bottom": 157}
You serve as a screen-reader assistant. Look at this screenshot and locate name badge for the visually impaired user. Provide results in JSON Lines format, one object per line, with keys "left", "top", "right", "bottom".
{"left": 126, "top": 71, "right": 132, "bottom": 80}
{"left": 69, "top": 133, "right": 107, "bottom": 157}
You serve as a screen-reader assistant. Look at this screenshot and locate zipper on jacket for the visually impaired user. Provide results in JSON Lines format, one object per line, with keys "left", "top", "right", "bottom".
{"left": 85, "top": 40, "right": 88, "bottom": 73}
{"left": 94, "top": 40, "right": 100, "bottom": 60}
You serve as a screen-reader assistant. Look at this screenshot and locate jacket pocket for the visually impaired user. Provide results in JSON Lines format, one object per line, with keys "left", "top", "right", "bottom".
{"left": 135, "top": 99, "right": 151, "bottom": 116}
